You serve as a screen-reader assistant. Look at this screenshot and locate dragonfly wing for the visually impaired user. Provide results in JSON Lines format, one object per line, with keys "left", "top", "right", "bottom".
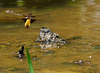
{"left": 22, "top": 18, "right": 27, "bottom": 22}
{"left": 30, "top": 19, "right": 36, "bottom": 23}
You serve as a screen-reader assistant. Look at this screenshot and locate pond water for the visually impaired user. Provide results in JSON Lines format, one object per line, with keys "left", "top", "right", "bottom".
{"left": 0, "top": 0, "right": 100, "bottom": 73}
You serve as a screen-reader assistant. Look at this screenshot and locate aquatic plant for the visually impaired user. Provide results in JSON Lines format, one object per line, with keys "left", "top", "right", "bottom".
{"left": 26, "top": 48, "right": 34, "bottom": 73}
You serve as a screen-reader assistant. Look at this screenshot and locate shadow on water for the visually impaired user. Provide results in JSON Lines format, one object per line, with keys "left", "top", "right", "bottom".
{"left": 65, "top": 36, "right": 83, "bottom": 45}
{"left": 9, "top": 67, "right": 25, "bottom": 71}
{"left": 67, "top": 36, "right": 83, "bottom": 40}
{"left": 92, "top": 45, "right": 100, "bottom": 50}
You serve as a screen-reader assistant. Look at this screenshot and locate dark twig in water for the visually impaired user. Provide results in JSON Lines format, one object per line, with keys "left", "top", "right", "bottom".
{"left": 17, "top": 46, "right": 25, "bottom": 58}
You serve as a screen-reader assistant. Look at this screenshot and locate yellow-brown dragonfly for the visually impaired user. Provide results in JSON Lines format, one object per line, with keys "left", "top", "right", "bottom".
{"left": 6, "top": 10, "right": 36, "bottom": 28}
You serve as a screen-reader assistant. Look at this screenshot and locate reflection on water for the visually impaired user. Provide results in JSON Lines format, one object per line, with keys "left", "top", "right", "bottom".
{"left": 0, "top": 0, "right": 100, "bottom": 73}
{"left": 87, "top": 0, "right": 96, "bottom": 5}
{"left": 0, "top": 0, "right": 69, "bottom": 8}
{"left": 81, "top": 0, "right": 100, "bottom": 25}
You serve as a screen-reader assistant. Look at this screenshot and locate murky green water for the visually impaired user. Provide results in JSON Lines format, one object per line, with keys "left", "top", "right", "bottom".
{"left": 0, "top": 0, "right": 100, "bottom": 73}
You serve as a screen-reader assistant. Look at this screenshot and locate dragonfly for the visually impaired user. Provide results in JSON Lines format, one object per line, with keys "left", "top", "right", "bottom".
{"left": 6, "top": 10, "right": 36, "bottom": 28}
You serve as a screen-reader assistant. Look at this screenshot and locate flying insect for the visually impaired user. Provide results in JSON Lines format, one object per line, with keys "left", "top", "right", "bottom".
{"left": 6, "top": 10, "right": 36, "bottom": 28}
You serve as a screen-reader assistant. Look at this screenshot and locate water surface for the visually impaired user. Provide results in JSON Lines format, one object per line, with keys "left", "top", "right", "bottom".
{"left": 0, "top": 0, "right": 100, "bottom": 73}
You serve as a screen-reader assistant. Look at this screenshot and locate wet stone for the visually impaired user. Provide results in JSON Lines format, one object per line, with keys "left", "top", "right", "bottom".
{"left": 79, "top": 60, "right": 84, "bottom": 64}
{"left": 32, "top": 56, "right": 38, "bottom": 60}
{"left": 36, "top": 27, "right": 66, "bottom": 49}
{"left": 70, "top": 60, "right": 84, "bottom": 65}
{"left": 70, "top": 60, "right": 91, "bottom": 65}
